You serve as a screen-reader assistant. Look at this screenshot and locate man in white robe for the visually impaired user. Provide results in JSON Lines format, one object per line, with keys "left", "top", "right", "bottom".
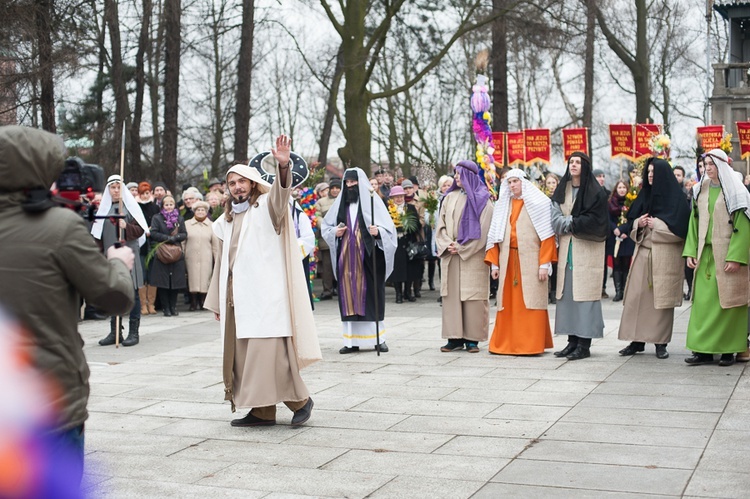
{"left": 205, "top": 135, "right": 321, "bottom": 427}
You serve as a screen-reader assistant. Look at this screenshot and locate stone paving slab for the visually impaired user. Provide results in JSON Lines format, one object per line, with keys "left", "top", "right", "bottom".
{"left": 78, "top": 282, "right": 750, "bottom": 497}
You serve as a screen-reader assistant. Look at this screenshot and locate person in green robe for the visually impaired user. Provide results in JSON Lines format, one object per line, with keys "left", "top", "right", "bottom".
{"left": 683, "top": 149, "right": 750, "bottom": 367}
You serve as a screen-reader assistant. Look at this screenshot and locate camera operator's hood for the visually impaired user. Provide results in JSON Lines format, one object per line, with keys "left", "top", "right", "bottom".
{"left": 0, "top": 126, "right": 66, "bottom": 198}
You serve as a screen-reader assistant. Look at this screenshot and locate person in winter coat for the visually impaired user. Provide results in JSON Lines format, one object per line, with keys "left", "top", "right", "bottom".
{"left": 150, "top": 195, "right": 188, "bottom": 316}
{"left": 185, "top": 201, "right": 219, "bottom": 310}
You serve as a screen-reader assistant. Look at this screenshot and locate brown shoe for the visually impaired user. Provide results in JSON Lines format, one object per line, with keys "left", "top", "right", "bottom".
{"left": 737, "top": 348, "right": 750, "bottom": 363}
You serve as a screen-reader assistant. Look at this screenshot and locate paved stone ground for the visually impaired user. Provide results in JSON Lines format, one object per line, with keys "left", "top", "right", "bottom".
{"left": 79, "top": 278, "right": 750, "bottom": 498}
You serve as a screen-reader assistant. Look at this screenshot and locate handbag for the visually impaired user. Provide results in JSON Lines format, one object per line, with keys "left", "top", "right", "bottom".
{"left": 155, "top": 225, "right": 182, "bottom": 264}
{"left": 407, "top": 241, "right": 430, "bottom": 261}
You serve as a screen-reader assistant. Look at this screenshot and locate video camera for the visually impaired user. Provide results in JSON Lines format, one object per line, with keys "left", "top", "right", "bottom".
{"left": 52, "top": 157, "right": 116, "bottom": 222}
{"left": 57, "top": 157, "right": 105, "bottom": 203}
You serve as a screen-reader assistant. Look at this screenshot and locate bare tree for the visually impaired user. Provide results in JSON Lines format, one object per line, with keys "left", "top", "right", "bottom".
{"left": 233, "top": 0, "right": 255, "bottom": 163}
{"left": 162, "top": 0, "right": 181, "bottom": 190}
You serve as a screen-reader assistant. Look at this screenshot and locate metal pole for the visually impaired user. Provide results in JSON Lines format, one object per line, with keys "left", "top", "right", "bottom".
{"left": 370, "top": 191, "right": 380, "bottom": 356}
{"left": 115, "top": 122, "right": 126, "bottom": 348}
{"left": 706, "top": 0, "right": 712, "bottom": 124}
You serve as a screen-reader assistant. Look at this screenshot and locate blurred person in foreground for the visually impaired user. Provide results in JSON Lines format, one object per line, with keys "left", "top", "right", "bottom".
{"left": 0, "top": 125, "right": 135, "bottom": 487}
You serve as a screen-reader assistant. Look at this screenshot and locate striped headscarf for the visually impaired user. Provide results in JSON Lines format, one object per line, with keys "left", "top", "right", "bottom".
{"left": 486, "top": 168, "right": 554, "bottom": 250}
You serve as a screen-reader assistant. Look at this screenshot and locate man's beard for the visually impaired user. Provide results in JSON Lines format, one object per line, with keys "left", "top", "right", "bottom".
{"left": 344, "top": 186, "right": 359, "bottom": 204}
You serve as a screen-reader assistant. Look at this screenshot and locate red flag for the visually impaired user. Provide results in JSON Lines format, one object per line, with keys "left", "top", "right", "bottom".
{"left": 634, "top": 123, "right": 661, "bottom": 159}
{"left": 736, "top": 122, "right": 750, "bottom": 160}
{"left": 507, "top": 131, "right": 525, "bottom": 166}
{"left": 524, "top": 129, "right": 551, "bottom": 165}
{"left": 696, "top": 125, "right": 724, "bottom": 151}
{"left": 562, "top": 128, "right": 588, "bottom": 159}
{"left": 609, "top": 124, "right": 635, "bottom": 160}
{"left": 491, "top": 132, "right": 505, "bottom": 165}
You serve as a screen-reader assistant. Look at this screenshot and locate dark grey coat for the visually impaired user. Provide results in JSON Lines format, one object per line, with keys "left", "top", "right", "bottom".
{"left": 149, "top": 212, "right": 188, "bottom": 289}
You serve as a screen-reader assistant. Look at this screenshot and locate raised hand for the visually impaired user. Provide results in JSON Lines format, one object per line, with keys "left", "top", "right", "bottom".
{"left": 271, "top": 134, "right": 292, "bottom": 167}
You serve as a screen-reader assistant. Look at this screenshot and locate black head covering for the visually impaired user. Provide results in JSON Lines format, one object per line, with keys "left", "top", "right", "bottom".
{"left": 551, "top": 152, "right": 609, "bottom": 241}
{"left": 627, "top": 158, "right": 690, "bottom": 239}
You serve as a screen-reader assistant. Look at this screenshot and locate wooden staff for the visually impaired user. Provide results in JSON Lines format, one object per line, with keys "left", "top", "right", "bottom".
{"left": 370, "top": 190, "right": 380, "bottom": 356}
{"left": 115, "top": 122, "right": 126, "bottom": 348}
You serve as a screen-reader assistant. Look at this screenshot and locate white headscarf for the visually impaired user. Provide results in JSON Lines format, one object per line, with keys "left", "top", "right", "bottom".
{"left": 700, "top": 149, "right": 750, "bottom": 221}
{"left": 91, "top": 175, "right": 150, "bottom": 244}
{"left": 486, "top": 168, "right": 554, "bottom": 250}
{"left": 321, "top": 167, "right": 398, "bottom": 279}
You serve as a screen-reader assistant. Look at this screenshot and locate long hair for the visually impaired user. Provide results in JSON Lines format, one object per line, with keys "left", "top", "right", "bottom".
{"left": 223, "top": 181, "right": 262, "bottom": 222}
{"left": 609, "top": 180, "right": 629, "bottom": 203}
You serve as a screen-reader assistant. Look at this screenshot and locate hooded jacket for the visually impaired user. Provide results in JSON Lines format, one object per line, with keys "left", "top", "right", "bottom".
{"left": 0, "top": 126, "right": 134, "bottom": 432}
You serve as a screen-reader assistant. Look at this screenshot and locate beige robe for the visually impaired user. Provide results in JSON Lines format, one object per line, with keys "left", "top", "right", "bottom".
{"left": 436, "top": 191, "right": 493, "bottom": 340}
{"left": 184, "top": 217, "right": 220, "bottom": 293}
{"left": 494, "top": 203, "right": 549, "bottom": 311}
{"left": 618, "top": 220, "right": 684, "bottom": 344}
{"left": 622, "top": 218, "right": 685, "bottom": 309}
{"left": 556, "top": 184, "right": 606, "bottom": 301}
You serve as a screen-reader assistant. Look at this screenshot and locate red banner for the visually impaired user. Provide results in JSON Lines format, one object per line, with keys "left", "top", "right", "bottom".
{"left": 609, "top": 124, "right": 635, "bottom": 160}
{"left": 507, "top": 131, "right": 525, "bottom": 166}
{"left": 634, "top": 123, "right": 661, "bottom": 159}
{"left": 491, "top": 132, "right": 505, "bottom": 165}
{"left": 562, "top": 128, "right": 588, "bottom": 159}
{"left": 737, "top": 122, "right": 750, "bottom": 160}
{"left": 524, "top": 128, "right": 551, "bottom": 165}
{"left": 697, "top": 125, "right": 724, "bottom": 151}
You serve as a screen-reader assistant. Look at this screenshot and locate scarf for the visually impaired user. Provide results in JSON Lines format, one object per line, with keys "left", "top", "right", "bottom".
{"left": 551, "top": 151, "right": 608, "bottom": 241}
{"left": 699, "top": 149, "right": 750, "bottom": 222}
{"left": 486, "top": 169, "right": 553, "bottom": 250}
{"left": 627, "top": 158, "right": 691, "bottom": 239}
{"left": 444, "top": 160, "right": 489, "bottom": 244}
{"left": 231, "top": 199, "right": 250, "bottom": 214}
{"left": 161, "top": 208, "right": 179, "bottom": 230}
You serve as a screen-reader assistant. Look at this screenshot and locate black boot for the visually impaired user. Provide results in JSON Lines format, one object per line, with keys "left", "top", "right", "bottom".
{"left": 198, "top": 293, "right": 206, "bottom": 309}
{"left": 554, "top": 335, "right": 578, "bottom": 357}
{"left": 395, "top": 283, "right": 403, "bottom": 304}
{"left": 619, "top": 341, "right": 644, "bottom": 356}
{"left": 413, "top": 281, "right": 421, "bottom": 298}
{"left": 428, "top": 260, "right": 436, "bottom": 291}
{"left": 160, "top": 289, "right": 172, "bottom": 316}
{"left": 612, "top": 271, "right": 624, "bottom": 302}
{"left": 122, "top": 318, "right": 140, "bottom": 347}
{"left": 567, "top": 338, "right": 591, "bottom": 360}
{"left": 189, "top": 293, "right": 198, "bottom": 311}
{"left": 99, "top": 317, "right": 124, "bottom": 346}
{"left": 404, "top": 284, "right": 416, "bottom": 302}
{"left": 169, "top": 290, "right": 179, "bottom": 316}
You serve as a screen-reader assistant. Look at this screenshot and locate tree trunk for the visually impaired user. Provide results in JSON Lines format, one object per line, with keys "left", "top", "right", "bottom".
{"left": 211, "top": 5, "right": 224, "bottom": 179}
{"left": 582, "top": 0, "right": 594, "bottom": 130}
{"left": 318, "top": 44, "right": 344, "bottom": 166}
{"left": 130, "top": 0, "right": 152, "bottom": 182}
{"left": 93, "top": 3, "right": 106, "bottom": 164}
{"left": 35, "top": 0, "right": 55, "bottom": 132}
{"left": 233, "top": 0, "right": 255, "bottom": 163}
{"left": 147, "top": 0, "right": 164, "bottom": 177}
{"left": 162, "top": 0, "right": 181, "bottom": 191}
{"left": 337, "top": 1, "right": 371, "bottom": 172}
{"left": 634, "top": 0, "right": 650, "bottom": 122}
{"left": 105, "top": 0, "right": 131, "bottom": 174}
{"left": 491, "top": 0, "right": 508, "bottom": 133}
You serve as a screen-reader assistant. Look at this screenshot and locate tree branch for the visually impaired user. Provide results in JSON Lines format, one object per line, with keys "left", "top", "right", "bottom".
{"left": 370, "top": 3, "right": 513, "bottom": 100}
{"left": 319, "top": 0, "right": 345, "bottom": 38}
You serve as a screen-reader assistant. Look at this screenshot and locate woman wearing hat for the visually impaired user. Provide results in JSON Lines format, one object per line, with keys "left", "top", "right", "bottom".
{"left": 185, "top": 200, "right": 219, "bottom": 310}
{"left": 389, "top": 186, "right": 422, "bottom": 303}
{"left": 150, "top": 195, "right": 188, "bottom": 316}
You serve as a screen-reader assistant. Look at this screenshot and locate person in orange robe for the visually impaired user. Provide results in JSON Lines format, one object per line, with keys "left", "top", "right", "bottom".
{"left": 485, "top": 169, "right": 557, "bottom": 355}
